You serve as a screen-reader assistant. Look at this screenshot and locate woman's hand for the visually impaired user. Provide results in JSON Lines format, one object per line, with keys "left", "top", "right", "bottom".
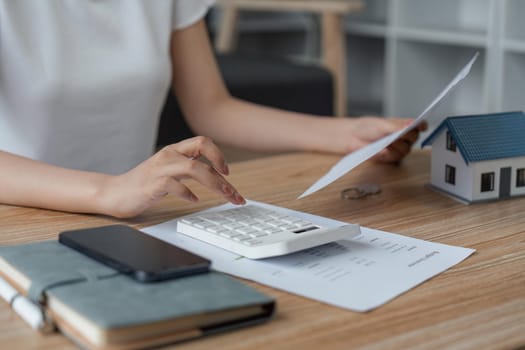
{"left": 334, "top": 116, "right": 428, "bottom": 163}
{"left": 99, "top": 136, "right": 245, "bottom": 218}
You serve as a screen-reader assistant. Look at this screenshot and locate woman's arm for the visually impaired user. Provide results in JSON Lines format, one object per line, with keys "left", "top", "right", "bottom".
{"left": 170, "top": 20, "right": 425, "bottom": 163}
{"left": 0, "top": 137, "right": 245, "bottom": 218}
{"left": 0, "top": 150, "right": 110, "bottom": 214}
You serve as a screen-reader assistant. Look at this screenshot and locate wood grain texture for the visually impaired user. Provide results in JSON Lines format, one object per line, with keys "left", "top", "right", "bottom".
{"left": 0, "top": 150, "right": 523, "bottom": 350}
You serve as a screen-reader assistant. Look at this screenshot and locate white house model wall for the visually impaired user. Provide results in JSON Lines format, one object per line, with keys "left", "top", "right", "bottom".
{"left": 429, "top": 131, "right": 473, "bottom": 202}
{"left": 424, "top": 111, "right": 525, "bottom": 204}
{"left": 471, "top": 156, "right": 525, "bottom": 201}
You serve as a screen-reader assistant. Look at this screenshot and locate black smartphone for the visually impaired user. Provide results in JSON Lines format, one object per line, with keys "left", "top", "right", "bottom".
{"left": 58, "top": 224, "right": 210, "bottom": 282}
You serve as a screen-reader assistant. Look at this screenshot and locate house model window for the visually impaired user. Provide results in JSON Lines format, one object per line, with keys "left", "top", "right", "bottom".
{"left": 517, "top": 168, "right": 525, "bottom": 187}
{"left": 445, "top": 165, "right": 456, "bottom": 185}
{"left": 446, "top": 131, "right": 456, "bottom": 152}
{"left": 481, "top": 172, "right": 495, "bottom": 192}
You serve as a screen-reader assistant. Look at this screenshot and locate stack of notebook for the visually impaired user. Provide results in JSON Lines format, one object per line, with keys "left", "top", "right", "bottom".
{"left": 0, "top": 241, "right": 275, "bottom": 350}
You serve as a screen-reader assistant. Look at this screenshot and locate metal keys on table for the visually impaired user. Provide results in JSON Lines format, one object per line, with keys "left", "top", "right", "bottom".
{"left": 341, "top": 184, "right": 381, "bottom": 200}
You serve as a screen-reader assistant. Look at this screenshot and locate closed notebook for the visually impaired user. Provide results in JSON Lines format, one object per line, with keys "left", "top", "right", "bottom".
{"left": 0, "top": 241, "right": 275, "bottom": 350}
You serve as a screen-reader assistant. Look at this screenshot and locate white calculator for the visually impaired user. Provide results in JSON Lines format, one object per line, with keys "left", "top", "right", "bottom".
{"left": 176, "top": 204, "right": 360, "bottom": 259}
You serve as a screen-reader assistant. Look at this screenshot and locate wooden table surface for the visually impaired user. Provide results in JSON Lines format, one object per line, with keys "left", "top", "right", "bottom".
{"left": 0, "top": 150, "right": 524, "bottom": 349}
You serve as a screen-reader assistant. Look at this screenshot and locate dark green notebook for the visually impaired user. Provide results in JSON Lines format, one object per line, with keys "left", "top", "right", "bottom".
{"left": 0, "top": 241, "right": 275, "bottom": 350}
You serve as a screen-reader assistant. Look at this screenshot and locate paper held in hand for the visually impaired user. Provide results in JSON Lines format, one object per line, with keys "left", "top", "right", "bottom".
{"left": 298, "top": 53, "right": 479, "bottom": 199}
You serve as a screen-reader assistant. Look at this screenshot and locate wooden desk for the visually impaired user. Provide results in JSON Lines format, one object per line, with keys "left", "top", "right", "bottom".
{"left": 0, "top": 150, "right": 524, "bottom": 349}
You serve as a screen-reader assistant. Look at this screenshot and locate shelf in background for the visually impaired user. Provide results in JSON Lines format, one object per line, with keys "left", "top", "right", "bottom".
{"left": 505, "top": 0, "right": 525, "bottom": 41}
{"left": 394, "top": 27, "right": 487, "bottom": 48}
{"left": 391, "top": 41, "right": 486, "bottom": 121}
{"left": 502, "top": 52, "right": 525, "bottom": 112}
{"left": 212, "top": 0, "right": 524, "bottom": 119}
{"left": 397, "top": 0, "right": 491, "bottom": 35}
{"left": 503, "top": 40, "right": 525, "bottom": 55}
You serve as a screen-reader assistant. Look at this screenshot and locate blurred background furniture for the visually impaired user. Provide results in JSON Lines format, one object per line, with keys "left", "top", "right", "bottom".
{"left": 215, "top": 0, "right": 364, "bottom": 117}
{"left": 208, "top": 0, "right": 525, "bottom": 132}
{"left": 333, "top": 0, "right": 525, "bottom": 123}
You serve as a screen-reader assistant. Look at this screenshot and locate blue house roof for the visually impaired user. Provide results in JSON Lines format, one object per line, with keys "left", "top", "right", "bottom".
{"left": 421, "top": 111, "right": 525, "bottom": 164}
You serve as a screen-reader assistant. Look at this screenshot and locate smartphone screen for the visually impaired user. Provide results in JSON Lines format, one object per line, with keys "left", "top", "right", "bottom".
{"left": 59, "top": 225, "right": 210, "bottom": 282}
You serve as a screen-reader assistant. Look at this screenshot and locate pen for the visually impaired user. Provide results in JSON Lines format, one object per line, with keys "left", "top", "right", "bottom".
{"left": 0, "top": 276, "right": 54, "bottom": 333}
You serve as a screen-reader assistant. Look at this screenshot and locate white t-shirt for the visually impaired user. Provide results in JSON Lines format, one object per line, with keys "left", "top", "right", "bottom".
{"left": 0, "top": 0, "right": 214, "bottom": 174}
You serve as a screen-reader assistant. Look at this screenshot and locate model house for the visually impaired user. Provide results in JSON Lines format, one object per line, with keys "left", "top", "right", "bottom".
{"left": 421, "top": 111, "right": 525, "bottom": 203}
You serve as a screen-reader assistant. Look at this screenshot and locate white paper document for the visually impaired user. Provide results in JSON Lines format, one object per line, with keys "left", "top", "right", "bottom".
{"left": 143, "top": 201, "right": 475, "bottom": 312}
{"left": 298, "top": 52, "right": 479, "bottom": 199}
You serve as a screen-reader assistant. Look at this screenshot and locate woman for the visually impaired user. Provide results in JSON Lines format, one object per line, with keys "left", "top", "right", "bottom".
{"left": 0, "top": 1, "right": 425, "bottom": 218}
